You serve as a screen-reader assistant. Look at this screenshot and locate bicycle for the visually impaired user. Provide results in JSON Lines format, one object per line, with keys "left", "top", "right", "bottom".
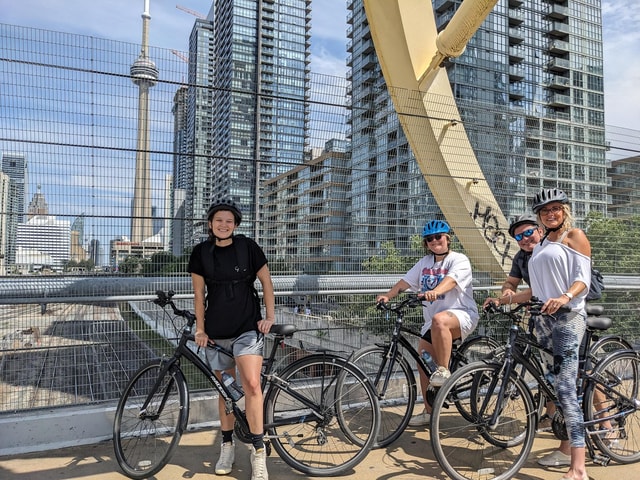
{"left": 113, "top": 290, "right": 380, "bottom": 478}
{"left": 352, "top": 294, "right": 501, "bottom": 447}
{"left": 429, "top": 298, "right": 640, "bottom": 480}
{"left": 484, "top": 300, "right": 633, "bottom": 426}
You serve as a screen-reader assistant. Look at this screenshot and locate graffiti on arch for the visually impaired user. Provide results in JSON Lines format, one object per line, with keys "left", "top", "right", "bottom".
{"left": 472, "top": 201, "right": 515, "bottom": 267}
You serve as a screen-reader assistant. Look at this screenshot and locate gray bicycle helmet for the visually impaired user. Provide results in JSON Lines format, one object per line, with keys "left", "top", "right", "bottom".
{"left": 422, "top": 220, "right": 450, "bottom": 237}
{"left": 531, "top": 188, "right": 568, "bottom": 214}
{"left": 207, "top": 197, "right": 242, "bottom": 225}
{"left": 508, "top": 214, "right": 538, "bottom": 238}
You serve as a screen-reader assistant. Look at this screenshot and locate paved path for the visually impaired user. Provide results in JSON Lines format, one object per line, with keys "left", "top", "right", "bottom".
{"left": 0, "top": 422, "right": 634, "bottom": 480}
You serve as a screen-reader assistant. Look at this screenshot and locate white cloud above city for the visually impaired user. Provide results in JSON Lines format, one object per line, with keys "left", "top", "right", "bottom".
{"left": 2, "top": 0, "right": 638, "bottom": 129}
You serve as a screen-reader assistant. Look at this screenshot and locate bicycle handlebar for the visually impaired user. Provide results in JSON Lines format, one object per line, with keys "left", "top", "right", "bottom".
{"left": 483, "top": 296, "right": 571, "bottom": 316}
{"left": 376, "top": 294, "right": 424, "bottom": 313}
{"left": 154, "top": 290, "right": 196, "bottom": 325}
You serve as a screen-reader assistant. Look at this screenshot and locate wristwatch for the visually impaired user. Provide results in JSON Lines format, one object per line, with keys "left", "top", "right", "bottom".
{"left": 563, "top": 292, "right": 574, "bottom": 300}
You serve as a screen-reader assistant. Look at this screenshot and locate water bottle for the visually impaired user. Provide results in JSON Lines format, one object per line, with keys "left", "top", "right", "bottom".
{"left": 221, "top": 372, "right": 244, "bottom": 401}
{"left": 421, "top": 350, "right": 438, "bottom": 374}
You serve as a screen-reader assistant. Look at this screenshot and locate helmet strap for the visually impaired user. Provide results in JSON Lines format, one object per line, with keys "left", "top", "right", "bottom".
{"left": 540, "top": 220, "right": 565, "bottom": 245}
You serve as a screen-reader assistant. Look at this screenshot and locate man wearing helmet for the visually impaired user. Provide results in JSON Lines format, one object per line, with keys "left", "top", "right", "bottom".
{"left": 491, "top": 188, "right": 592, "bottom": 480}
{"left": 188, "top": 197, "right": 275, "bottom": 480}
{"left": 376, "top": 219, "right": 479, "bottom": 426}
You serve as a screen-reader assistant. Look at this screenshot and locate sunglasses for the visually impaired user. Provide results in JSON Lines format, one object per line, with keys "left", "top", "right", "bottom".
{"left": 425, "top": 234, "right": 444, "bottom": 242}
{"left": 514, "top": 228, "right": 536, "bottom": 242}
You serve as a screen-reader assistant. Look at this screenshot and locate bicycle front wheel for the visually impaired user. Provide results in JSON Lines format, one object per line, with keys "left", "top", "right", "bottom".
{"left": 584, "top": 350, "right": 640, "bottom": 464}
{"left": 430, "top": 362, "right": 536, "bottom": 480}
{"left": 351, "top": 344, "right": 416, "bottom": 448}
{"left": 113, "top": 360, "right": 189, "bottom": 479}
{"left": 264, "top": 353, "right": 380, "bottom": 476}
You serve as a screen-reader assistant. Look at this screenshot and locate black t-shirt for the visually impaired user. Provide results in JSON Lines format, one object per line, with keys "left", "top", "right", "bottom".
{"left": 188, "top": 237, "right": 268, "bottom": 339}
{"left": 508, "top": 249, "right": 532, "bottom": 286}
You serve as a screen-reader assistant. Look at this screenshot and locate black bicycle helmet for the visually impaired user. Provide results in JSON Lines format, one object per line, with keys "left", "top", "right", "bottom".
{"left": 531, "top": 188, "right": 568, "bottom": 214}
{"left": 206, "top": 197, "right": 242, "bottom": 225}
{"left": 422, "top": 220, "right": 450, "bottom": 237}
{"left": 508, "top": 214, "right": 538, "bottom": 238}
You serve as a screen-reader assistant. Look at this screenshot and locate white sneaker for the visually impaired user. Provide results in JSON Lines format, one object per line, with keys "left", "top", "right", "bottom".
{"left": 250, "top": 447, "right": 269, "bottom": 480}
{"left": 215, "top": 441, "right": 235, "bottom": 475}
{"left": 537, "top": 449, "right": 571, "bottom": 466}
{"left": 408, "top": 408, "right": 430, "bottom": 427}
{"left": 429, "top": 366, "right": 451, "bottom": 387}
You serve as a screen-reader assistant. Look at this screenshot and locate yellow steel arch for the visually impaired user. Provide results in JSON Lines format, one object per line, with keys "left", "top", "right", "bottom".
{"left": 363, "top": 0, "right": 514, "bottom": 279}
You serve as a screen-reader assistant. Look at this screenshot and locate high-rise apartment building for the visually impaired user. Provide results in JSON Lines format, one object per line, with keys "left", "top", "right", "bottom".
{"left": 180, "top": 0, "right": 311, "bottom": 244}
{"left": 346, "top": 0, "right": 607, "bottom": 266}
{"left": 1, "top": 152, "right": 28, "bottom": 267}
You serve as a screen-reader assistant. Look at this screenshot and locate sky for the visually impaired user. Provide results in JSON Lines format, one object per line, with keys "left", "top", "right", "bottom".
{"left": 1, "top": 0, "right": 638, "bottom": 130}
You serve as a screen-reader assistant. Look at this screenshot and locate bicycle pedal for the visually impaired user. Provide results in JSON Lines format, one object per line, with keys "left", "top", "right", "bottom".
{"left": 592, "top": 453, "right": 610, "bottom": 466}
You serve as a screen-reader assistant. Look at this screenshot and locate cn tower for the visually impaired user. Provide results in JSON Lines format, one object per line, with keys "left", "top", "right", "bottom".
{"left": 130, "top": 0, "right": 158, "bottom": 242}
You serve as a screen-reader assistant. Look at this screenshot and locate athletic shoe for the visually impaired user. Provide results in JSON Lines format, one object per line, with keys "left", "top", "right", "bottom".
{"left": 215, "top": 441, "right": 235, "bottom": 475}
{"left": 408, "top": 408, "right": 430, "bottom": 427}
{"left": 537, "top": 450, "right": 571, "bottom": 466}
{"left": 250, "top": 446, "right": 268, "bottom": 480}
{"left": 429, "top": 366, "right": 451, "bottom": 387}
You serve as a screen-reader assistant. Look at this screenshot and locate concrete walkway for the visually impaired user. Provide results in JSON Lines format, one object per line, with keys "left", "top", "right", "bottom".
{"left": 0, "top": 421, "right": 634, "bottom": 480}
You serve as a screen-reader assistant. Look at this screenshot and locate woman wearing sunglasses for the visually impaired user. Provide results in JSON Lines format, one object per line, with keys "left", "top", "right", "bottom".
{"left": 376, "top": 219, "right": 479, "bottom": 427}
{"left": 491, "top": 188, "right": 591, "bottom": 480}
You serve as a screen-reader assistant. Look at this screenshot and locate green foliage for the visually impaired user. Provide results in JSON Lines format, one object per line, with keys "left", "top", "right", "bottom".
{"left": 586, "top": 211, "right": 640, "bottom": 274}
{"left": 362, "top": 236, "right": 423, "bottom": 273}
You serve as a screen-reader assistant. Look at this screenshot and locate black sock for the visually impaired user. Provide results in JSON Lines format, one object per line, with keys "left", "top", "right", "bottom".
{"left": 251, "top": 433, "right": 264, "bottom": 451}
{"left": 221, "top": 429, "right": 233, "bottom": 444}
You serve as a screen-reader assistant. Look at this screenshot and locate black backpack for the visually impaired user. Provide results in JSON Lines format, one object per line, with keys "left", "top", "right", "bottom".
{"left": 200, "top": 235, "right": 260, "bottom": 304}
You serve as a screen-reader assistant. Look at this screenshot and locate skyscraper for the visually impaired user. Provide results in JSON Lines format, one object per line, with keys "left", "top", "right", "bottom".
{"left": 1, "top": 152, "right": 28, "bottom": 267}
{"left": 182, "top": 0, "right": 311, "bottom": 243}
{"left": 346, "top": 0, "right": 606, "bottom": 266}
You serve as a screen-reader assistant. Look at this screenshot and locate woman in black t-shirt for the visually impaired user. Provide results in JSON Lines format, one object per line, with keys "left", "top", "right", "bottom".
{"left": 188, "top": 198, "right": 275, "bottom": 480}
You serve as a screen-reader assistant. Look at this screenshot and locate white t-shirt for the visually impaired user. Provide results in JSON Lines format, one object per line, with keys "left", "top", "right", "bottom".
{"left": 402, "top": 251, "right": 479, "bottom": 334}
{"left": 529, "top": 235, "right": 591, "bottom": 314}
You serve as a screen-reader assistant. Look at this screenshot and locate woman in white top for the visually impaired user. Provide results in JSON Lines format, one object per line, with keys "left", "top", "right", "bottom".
{"left": 376, "top": 219, "right": 479, "bottom": 426}
{"left": 494, "top": 188, "right": 590, "bottom": 480}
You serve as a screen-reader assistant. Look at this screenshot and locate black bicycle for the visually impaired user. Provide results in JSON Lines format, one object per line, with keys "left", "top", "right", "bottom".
{"left": 351, "top": 294, "right": 501, "bottom": 447}
{"left": 113, "top": 290, "right": 380, "bottom": 478}
{"left": 430, "top": 298, "right": 640, "bottom": 480}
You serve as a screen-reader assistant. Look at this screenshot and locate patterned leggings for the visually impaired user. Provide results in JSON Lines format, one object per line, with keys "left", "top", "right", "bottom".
{"left": 535, "top": 310, "right": 586, "bottom": 448}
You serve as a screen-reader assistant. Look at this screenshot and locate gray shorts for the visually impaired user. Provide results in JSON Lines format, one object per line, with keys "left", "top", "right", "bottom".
{"left": 204, "top": 330, "right": 264, "bottom": 371}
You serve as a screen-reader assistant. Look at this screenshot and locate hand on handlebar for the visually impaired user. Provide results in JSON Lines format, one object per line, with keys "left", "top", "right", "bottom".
{"left": 541, "top": 295, "right": 571, "bottom": 315}
{"left": 194, "top": 330, "right": 209, "bottom": 348}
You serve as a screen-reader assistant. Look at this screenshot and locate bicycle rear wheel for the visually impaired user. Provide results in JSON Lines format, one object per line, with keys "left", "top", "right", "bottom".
{"left": 450, "top": 335, "right": 501, "bottom": 372}
{"left": 113, "top": 360, "right": 189, "bottom": 479}
{"left": 590, "top": 335, "right": 633, "bottom": 362}
{"left": 263, "top": 353, "right": 380, "bottom": 476}
{"left": 584, "top": 350, "right": 640, "bottom": 464}
{"left": 351, "top": 344, "right": 416, "bottom": 448}
{"left": 430, "top": 362, "right": 536, "bottom": 480}
{"left": 449, "top": 336, "right": 501, "bottom": 421}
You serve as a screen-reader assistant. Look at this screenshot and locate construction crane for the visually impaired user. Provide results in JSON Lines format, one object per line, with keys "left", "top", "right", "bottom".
{"left": 171, "top": 49, "right": 189, "bottom": 63}
{"left": 176, "top": 4, "right": 206, "bottom": 19}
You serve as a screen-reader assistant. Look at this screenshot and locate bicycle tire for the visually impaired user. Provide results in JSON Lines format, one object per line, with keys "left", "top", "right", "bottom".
{"left": 113, "top": 360, "right": 189, "bottom": 479}
{"left": 451, "top": 335, "right": 501, "bottom": 372}
{"left": 263, "top": 353, "right": 380, "bottom": 476}
{"left": 430, "top": 362, "right": 536, "bottom": 480}
{"left": 351, "top": 344, "right": 417, "bottom": 448}
{"left": 590, "top": 335, "right": 633, "bottom": 362}
{"left": 449, "top": 335, "right": 501, "bottom": 421}
{"left": 584, "top": 350, "right": 640, "bottom": 464}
